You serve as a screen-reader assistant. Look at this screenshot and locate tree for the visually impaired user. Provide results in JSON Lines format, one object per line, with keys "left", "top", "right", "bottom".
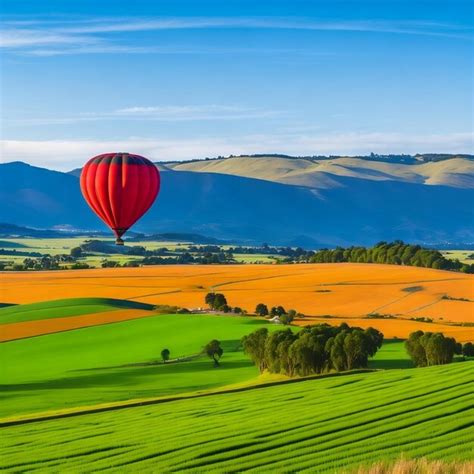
{"left": 280, "top": 309, "right": 296, "bottom": 325}
{"left": 205, "top": 293, "right": 228, "bottom": 311}
{"left": 204, "top": 339, "right": 224, "bottom": 367}
{"left": 405, "top": 331, "right": 458, "bottom": 367}
{"left": 255, "top": 303, "right": 269, "bottom": 316}
{"left": 405, "top": 331, "right": 428, "bottom": 367}
{"left": 264, "top": 329, "right": 295, "bottom": 373}
{"left": 270, "top": 306, "right": 286, "bottom": 317}
{"left": 161, "top": 348, "right": 170, "bottom": 363}
{"left": 70, "top": 247, "right": 83, "bottom": 258}
{"left": 233, "top": 306, "right": 243, "bottom": 314}
{"left": 243, "top": 323, "right": 383, "bottom": 378}
{"left": 241, "top": 328, "right": 268, "bottom": 373}
{"left": 279, "top": 313, "right": 293, "bottom": 325}
{"left": 462, "top": 342, "right": 474, "bottom": 357}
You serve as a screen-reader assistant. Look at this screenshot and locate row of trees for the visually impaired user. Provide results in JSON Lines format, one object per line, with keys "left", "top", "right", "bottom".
{"left": 308, "top": 241, "right": 474, "bottom": 273}
{"left": 242, "top": 323, "right": 383, "bottom": 377}
{"left": 204, "top": 294, "right": 300, "bottom": 323}
{"left": 404, "top": 331, "right": 473, "bottom": 366}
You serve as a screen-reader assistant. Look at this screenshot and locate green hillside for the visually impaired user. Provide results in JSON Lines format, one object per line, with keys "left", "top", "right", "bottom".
{"left": 0, "top": 298, "right": 154, "bottom": 325}
{"left": 0, "top": 314, "right": 280, "bottom": 417}
{"left": 0, "top": 314, "right": 407, "bottom": 418}
{"left": 1, "top": 362, "right": 472, "bottom": 473}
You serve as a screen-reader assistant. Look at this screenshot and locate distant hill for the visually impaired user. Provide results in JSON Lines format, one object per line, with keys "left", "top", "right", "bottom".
{"left": 1, "top": 158, "right": 473, "bottom": 246}
{"left": 166, "top": 154, "right": 474, "bottom": 189}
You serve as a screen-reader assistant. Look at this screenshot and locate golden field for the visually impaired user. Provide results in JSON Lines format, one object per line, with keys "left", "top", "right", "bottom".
{"left": 2, "top": 263, "right": 473, "bottom": 340}
{"left": 0, "top": 309, "right": 153, "bottom": 342}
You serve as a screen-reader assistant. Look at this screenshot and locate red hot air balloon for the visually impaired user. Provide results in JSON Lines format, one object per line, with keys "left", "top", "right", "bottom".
{"left": 80, "top": 153, "right": 160, "bottom": 245}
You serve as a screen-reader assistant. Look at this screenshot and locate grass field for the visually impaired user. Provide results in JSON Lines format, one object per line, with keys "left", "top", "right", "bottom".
{"left": 442, "top": 250, "right": 474, "bottom": 264}
{"left": 0, "top": 314, "right": 279, "bottom": 417}
{"left": 0, "top": 312, "right": 412, "bottom": 419}
{"left": 0, "top": 237, "right": 279, "bottom": 267}
{"left": 1, "top": 361, "right": 472, "bottom": 473}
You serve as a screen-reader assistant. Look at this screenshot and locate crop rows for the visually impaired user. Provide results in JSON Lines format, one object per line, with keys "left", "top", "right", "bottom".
{"left": 1, "top": 362, "right": 473, "bottom": 473}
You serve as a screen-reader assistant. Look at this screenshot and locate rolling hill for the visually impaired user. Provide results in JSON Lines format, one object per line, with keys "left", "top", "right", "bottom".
{"left": 2, "top": 359, "right": 472, "bottom": 472}
{"left": 1, "top": 156, "right": 474, "bottom": 245}
{"left": 167, "top": 154, "right": 474, "bottom": 189}
{"left": 3, "top": 264, "right": 473, "bottom": 340}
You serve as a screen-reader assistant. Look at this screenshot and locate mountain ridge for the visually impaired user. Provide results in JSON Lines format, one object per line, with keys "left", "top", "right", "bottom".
{"left": 2, "top": 159, "right": 473, "bottom": 246}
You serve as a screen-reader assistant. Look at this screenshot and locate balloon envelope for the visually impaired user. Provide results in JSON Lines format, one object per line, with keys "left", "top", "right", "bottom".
{"left": 80, "top": 153, "right": 160, "bottom": 244}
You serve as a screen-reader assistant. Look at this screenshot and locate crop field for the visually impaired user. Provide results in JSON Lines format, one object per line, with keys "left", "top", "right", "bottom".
{"left": 0, "top": 298, "right": 158, "bottom": 341}
{"left": 2, "top": 263, "right": 473, "bottom": 340}
{"left": 0, "top": 298, "right": 153, "bottom": 325}
{"left": 1, "top": 361, "right": 472, "bottom": 473}
{"left": 293, "top": 316, "right": 473, "bottom": 342}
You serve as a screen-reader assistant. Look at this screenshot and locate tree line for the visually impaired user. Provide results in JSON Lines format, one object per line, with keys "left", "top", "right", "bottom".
{"left": 204, "top": 293, "right": 302, "bottom": 323}
{"left": 242, "top": 323, "right": 383, "bottom": 377}
{"left": 308, "top": 241, "right": 474, "bottom": 273}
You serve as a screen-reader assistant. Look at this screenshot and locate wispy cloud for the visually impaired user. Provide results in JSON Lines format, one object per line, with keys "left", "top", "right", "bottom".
{"left": 2, "top": 131, "right": 472, "bottom": 171}
{"left": 2, "top": 16, "right": 472, "bottom": 56}
{"left": 7, "top": 105, "right": 281, "bottom": 125}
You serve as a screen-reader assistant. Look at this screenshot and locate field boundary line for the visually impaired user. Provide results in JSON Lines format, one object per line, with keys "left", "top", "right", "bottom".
{"left": 0, "top": 369, "right": 375, "bottom": 428}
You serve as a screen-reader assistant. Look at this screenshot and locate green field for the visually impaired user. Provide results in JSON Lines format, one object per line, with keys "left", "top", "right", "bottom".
{"left": 0, "top": 312, "right": 410, "bottom": 419}
{"left": 0, "top": 237, "right": 280, "bottom": 268}
{"left": 441, "top": 250, "right": 474, "bottom": 264}
{"left": 1, "top": 361, "right": 472, "bottom": 472}
{"left": 0, "top": 298, "right": 154, "bottom": 324}
{"left": 0, "top": 314, "right": 284, "bottom": 417}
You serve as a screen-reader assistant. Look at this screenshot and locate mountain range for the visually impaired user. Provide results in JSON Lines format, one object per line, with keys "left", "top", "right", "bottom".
{"left": 2, "top": 155, "right": 473, "bottom": 246}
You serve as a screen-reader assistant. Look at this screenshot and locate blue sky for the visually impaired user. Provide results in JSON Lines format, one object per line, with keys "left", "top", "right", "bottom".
{"left": 1, "top": 0, "right": 473, "bottom": 170}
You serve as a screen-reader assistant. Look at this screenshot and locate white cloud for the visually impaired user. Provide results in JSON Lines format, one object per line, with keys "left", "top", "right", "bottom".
{"left": 7, "top": 105, "right": 280, "bottom": 125}
{"left": 1, "top": 17, "right": 471, "bottom": 56}
{"left": 2, "top": 131, "right": 472, "bottom": 171}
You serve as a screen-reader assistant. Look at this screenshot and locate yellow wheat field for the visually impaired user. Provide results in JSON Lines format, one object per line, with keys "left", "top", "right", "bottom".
{"left": 1, "top": 263, "right": 473, "bottom": 340}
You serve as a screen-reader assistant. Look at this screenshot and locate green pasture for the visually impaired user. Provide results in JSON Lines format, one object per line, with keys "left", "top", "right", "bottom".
{"left": 441, "top": 250, "right": 474, "bottom": 264}
{"left": 1, "top": 361, "right": 472, "bottom": 472}
{"left": 0, "top": 237, "right": 89, "bottom": 255}
{"left": 0, "top": 237, "right": 279, "bottom": 268}
{"left": 233, "top": 253, "right": 277, "bottom": 263}
{"left": 0, "top": 298, "right": 154, "bottom": 325}
{"left": 0, "top": 312, "right": 406, "bottom": 418}
{"left": 0, "top": 314, "right": 277, "bottom": 417}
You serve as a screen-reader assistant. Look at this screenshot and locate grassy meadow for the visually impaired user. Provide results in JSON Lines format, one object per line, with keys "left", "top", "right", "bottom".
{"left": 0, "top": 308, "right": 415, "bottom": 419}
{"left": 1, "top": 361, "right": 472, "bottom": 472}
{"left": 0, "top": 237, "right": 278, "bottom": 268}
{"left": 0, "top": 313, "right": 282, "bottom": 417}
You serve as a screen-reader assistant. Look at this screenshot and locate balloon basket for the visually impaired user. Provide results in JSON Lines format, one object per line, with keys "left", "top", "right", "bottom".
{"left": 115, "top": 238, "right": 124, "bottom": 246}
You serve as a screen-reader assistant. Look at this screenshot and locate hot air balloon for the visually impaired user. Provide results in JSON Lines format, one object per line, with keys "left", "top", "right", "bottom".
{"left": 80, "top": 152, "right": 160, "bottom": 245}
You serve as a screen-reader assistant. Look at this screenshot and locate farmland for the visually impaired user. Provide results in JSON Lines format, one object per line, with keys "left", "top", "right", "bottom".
{"left": 2, "top": 263, "right": 473, "bottom": 340}
{"left": 1, "top": 259, "right": 473, "bottom": 472}
{"left": 1, "top": 361, "right": 472, "bottom": 473}
{"left": 0, "top": 306, "right": 419, "bottom": 419}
